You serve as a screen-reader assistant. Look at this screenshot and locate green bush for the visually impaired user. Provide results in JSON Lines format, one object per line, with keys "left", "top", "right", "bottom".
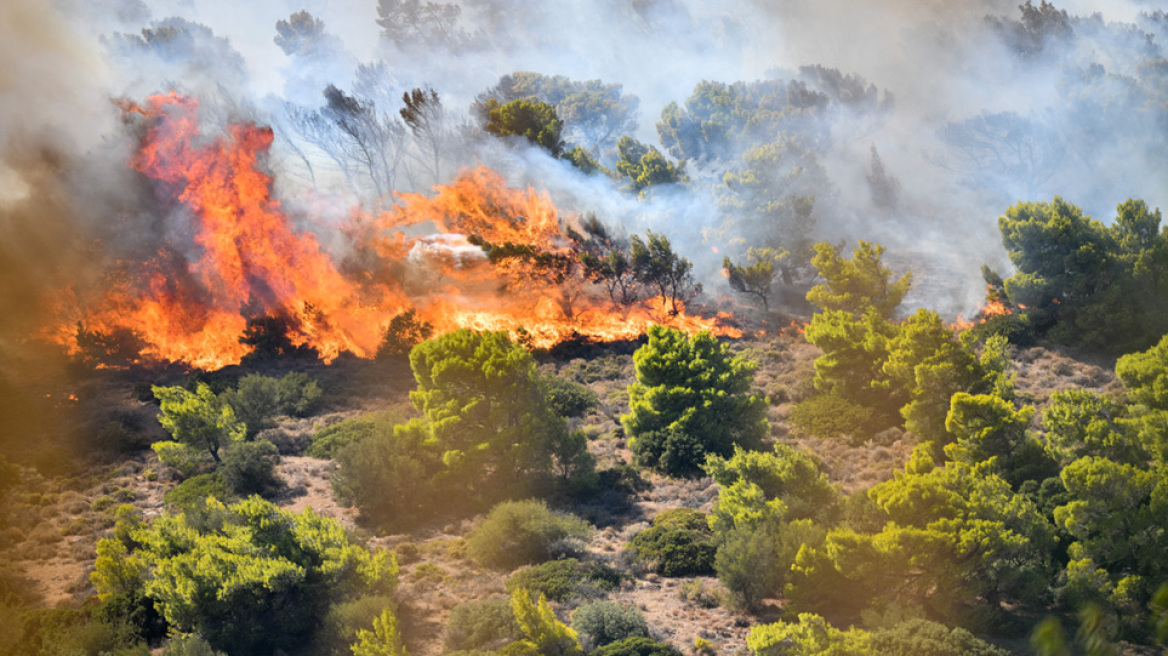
{"left": 466, "top": 499, "right": 594, "bottom": 570}
{"left": 591, "top": 636, "right": 684, "bottom": 656}
{"left": 570, "top": 601, "right": 649, "bottom": 650}
{"left": 311, "top": 595, "right": 395, "bottom": 656}
{"left": 330, "top": 425, "right": 434, "bottom": 529}
{"left": 222, "top": 373, "right": 322, "bottom": 438}
{"left": 219, "top": 439, "right": 282, "bottom": 496}
{"left": 309, "top": 414, "right": 384, "bottom": 459}
{"left": 788, "top": 393, "right": 879, "bottom": 443}
{"left": 628, "top": 508, "right": 716, "bottom": 577}
{"left": 275, "top": 372, "right": 322, "bottom": 417}
{"left": 623, "top": 325, "right": 769, "bottom": 477}
{"left": 444, "top": 598, "right": 522, "bottom": 652}
{"left": 505, "top": 559, "right": 586, "bottom": 602}
{"left": 163, "top": 472, "right": 232, "bottom": 509}
{"left": 541, "top": 375, "right": 600, "bottom": 418}
{"left": 868, "top": 618, "right": 1008, "bottom": 656}
{"left": 161, "top": 633, "right": 226, "bottom": 656}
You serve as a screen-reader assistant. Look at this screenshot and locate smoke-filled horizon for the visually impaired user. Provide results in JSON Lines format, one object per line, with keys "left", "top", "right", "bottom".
{"left": 3, "top": 0, "right": 1167, "bottom": 375}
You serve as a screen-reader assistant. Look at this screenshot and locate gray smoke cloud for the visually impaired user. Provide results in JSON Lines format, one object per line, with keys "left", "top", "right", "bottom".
{"left": 3, "top": 0, "right": 1166, "bottom": 359}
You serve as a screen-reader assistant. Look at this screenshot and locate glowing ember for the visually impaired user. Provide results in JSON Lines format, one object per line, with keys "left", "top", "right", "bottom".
{"left": 49, "top": 93, "right": 739, "bottom": 369}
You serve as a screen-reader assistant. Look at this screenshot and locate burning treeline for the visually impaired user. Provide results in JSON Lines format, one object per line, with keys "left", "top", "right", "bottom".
{"left": 49, "top": 93, "right": 736, "bottom": 370}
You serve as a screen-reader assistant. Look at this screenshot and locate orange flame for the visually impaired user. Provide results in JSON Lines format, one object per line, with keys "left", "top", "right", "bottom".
{"left": 948, "top": 285, "right": 1014, "bottom": 331}
{"left": 50, "top": 93, "right": 739, "bottom": 369}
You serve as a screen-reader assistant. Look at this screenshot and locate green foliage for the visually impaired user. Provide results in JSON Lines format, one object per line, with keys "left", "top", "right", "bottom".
{"left": 217, "top": 371, "right": 321, "bottom": 432}
{"left": 509, "top": 588, "right": 583, "bottom": 656}
{"left": 867, "top": 618, "right": 1009, "bottom": 655}
{"left": 330, "top": 421, "right": 433, "bottom": 529}
{"left": 219, "top": 439, "right": 282, "bottom": 496}
{"left": 9, "top": 606, "right": 149, "bottom": 656}
{"left": 484, "top": 98, "right": 564, "bottom": 156}
{"left": 629, "top": 232, "right": 702, "bottom": 316}
{"left": 466, "top": 499, "right": 593, "bottom": 570}
{"left": 803, "top": 310, "right": 900, "bottom": 419}
{"left": 748, "top": 613, "right": 871, "bottom": 656}
{"left": 627, "top": 508, "right": 716, "bottom": 577}
{"left": 570, "top": 602, "right": 648, "bottom": 650}
{"left": 312, "top": 595, "right": 396, "bottom": 656}
{"left": 445, "top": 598, "right": 523, "bottom": 652}
{"left": 1043, "top": 389, "right": 1142, "bottom": 465}
{"left": 93, "top": 496, "right": 397, "bottom": 655}
{"left": 719, "top": 140, "right": 826, "bottom": 286}
{"left": 1115, "top": 333, "right": 1168, "bottom": 463}
{"left": 806, "top": 240, "right": 912, "bottom": 319}
{"left": 310, "top": 413, "right": 386, "bottom": 459}
{"left": 723, "top": 248, "right": 781, "bottom": 311}
{"left": 153, "top": 383, "right": 244, "bottom": 463}
{"left": 152, "top": 440, "right": 214, "bottom": 478}
{"left": 788, "top": 459, "right": 1054, "bottom": 624}
{"left": 350, "top": 608, "right": 407, "bottom": 656}
{"left": 162, "top": 472, "right": 232, "bottom": 509}
{"left": 505, "top": 559, "right": 586, "bottom": 602}
{"left": 705, "top": 443, "right": 837, "bottom": 530}
{"left": 220, "top": 374, "right": 279, "bottom": 438}
{"left": 476, "top": 72, "right": 639, "bottom": 153}
{"left": 990, "top": 198, "right": 1168, "bottom": 353}
{"left": 408, "top": 329, "right": 567, "bottom": 497}
{"left": 540, "top": 375, "right": 599, "bottom": 418}
{"left": 788, "top": 393, "right": 878, "bottom": 443}
{"left": 623, "top": 325, "right": 768, "bottom": 477}
{"left": 716, "top": 518, "right": 823, "bottom": 612}
{"left": 162, "top": 634, "right": 226, "bottom": 656}
{"left": 615, "top": 136, "right": 685, "bottom": 194}
{"left": 591, "top": 636, "right": 683, "bottom": 656}
{"left": 562, "top": 146, "right": 608, "bottom": 175}
{"left": 376, "top": 309, "right": 434, "bottom": 359}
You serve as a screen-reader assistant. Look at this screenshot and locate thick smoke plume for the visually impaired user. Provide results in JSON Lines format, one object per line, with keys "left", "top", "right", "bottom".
{"left": 2, "top": 0, "right": 1166, "bottom": 378}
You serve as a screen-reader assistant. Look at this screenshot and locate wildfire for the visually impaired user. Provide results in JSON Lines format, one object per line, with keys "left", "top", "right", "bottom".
{"left": 51, "top": 93, "right": 739, "bottom": 369}
{"left": 950, "top": 285, "right": 1015, "bottom": 331}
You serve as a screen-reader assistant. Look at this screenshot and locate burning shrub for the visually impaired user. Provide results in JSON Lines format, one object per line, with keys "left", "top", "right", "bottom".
{"left": 375, "top": 308, "right": 434, "bottom": 359}
{"left": 623, "top": 325, "right": 768, "bottom": 477}
{"left": 987, "top": 198, "right": 1168, "bottom": 354}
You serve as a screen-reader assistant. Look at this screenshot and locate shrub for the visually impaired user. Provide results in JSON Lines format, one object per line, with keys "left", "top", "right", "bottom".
{"left": 376, "top": 308, "right": 434, "bottom": 359}
{"left": 466, "top": 499, "right": 594, "bottom": 570}
{"left": 506, "top": 559, "right": 586, "bottom": 602}
{"left": 219, "top": 439, "right": 282, "bottom": 496}
{"left": 868, "top": 618, "right": 1008, "bottom": 656}
{"left": 161, "top": 634, "right": 226, "bottom": 656}
{"left": 541, "top": 375, "right": 600, "bottom": 418}
{"left": 94, "top": 420, "right": 151, "bottom": 455}
{"left": 309, "top": 414, "right": 384, "bottom": 459}
{"left": 571, "top": 602, "right": 649, "bottom": 650}
{"left": 788, "top": 393, "right": 879, "bottom": 443}
{"left": 627, "top": 508, "right": 716, "bottom": 577}
{"left": 162, "top": 472, "right": 232, "bottom": 509}
{"left": 444, "top": 598, "right": 523, "bottom": 652}
{"left": 623, "top": 325, "right": 769, "bottom": 477}
{"left": 330, "top": 425, "right": 434, "bottom": 529}
{"left": 221, "top": 374, "right": 280, "bottom": 438}
{"left": 222, "top": 373, "right": 322, "bottom": 438}
{"left": 591, "top": 636, "right": 684, "bottom": 656}
{"left": 275, "top": 372, "right": 322, "bottom": 417}
{"left": 152, "top": 440, "right": 214, "bottom": 479}
{"left": 311, "top": 595, "right": 395, "bottom": 656}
